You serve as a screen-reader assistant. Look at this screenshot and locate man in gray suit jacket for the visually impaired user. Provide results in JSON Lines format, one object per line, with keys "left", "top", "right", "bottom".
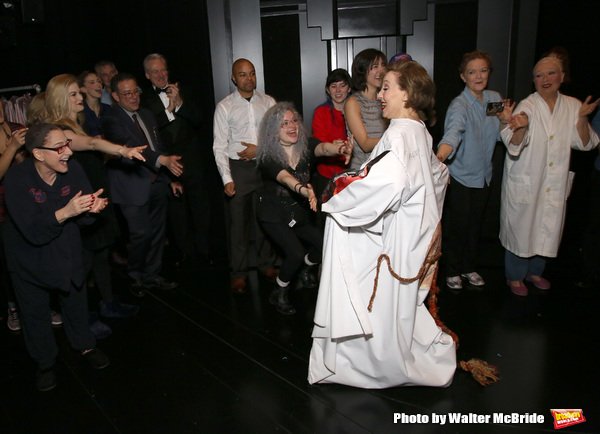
{"left": 102, "top": 73, "right": 183, "bottom": 296}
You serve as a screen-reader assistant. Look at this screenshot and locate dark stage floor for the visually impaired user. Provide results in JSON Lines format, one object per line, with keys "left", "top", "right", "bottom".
{"left": 1, "top": 234, "right": 599, "bottom": 433}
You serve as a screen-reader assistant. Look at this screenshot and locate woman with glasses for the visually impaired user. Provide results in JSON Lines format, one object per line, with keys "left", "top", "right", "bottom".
{"left": 42, "top": 73, "right": 140, "bottom": 324}
{"left": 256, "top": 102, "right": 350, "bottom": 315}
{"left": 3, "top": 123, "right": 111, "bottom": 391}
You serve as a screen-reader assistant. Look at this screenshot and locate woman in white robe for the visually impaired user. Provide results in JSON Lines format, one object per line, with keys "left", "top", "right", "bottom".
{"left": 308, "top": 61, "right": 456, "bottom": 389}
{"left": 500, "top": 56, "right": 599, "bottom": 296}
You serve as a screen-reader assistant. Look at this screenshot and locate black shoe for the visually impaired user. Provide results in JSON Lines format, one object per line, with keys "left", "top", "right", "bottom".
{"left": 36, "top": 367, "right": 57, "bottom": 392}
{"left": 89, "top": 319, "right": 112, "bottom": 340}
{"left": 143, "top": 276, "right": 178, "bottom": 291}
{"left": 297, "top": 266, "right": 318, "bottom": 289}
{"left": 82, "top": 348, "right": 110, "bottom": 369}
{"left": 129, "top": 278, "right": 145, "bottom": 298}
{"left": 272, "top": 284, "right": 296, "bottom": 315}
{"left": 100, "top": 300, "right": 140, "bottom": 319}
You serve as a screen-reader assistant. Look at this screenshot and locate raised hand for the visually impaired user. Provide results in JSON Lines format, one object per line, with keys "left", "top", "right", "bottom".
{"left": 579, "top": 96, "right": 600, "bottom": 118}
{"left": 8, "top": 128, "right": 27, "bottom": 150}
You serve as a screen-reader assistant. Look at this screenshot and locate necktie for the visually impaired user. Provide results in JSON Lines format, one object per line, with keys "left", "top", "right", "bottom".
{"left": 155, "top": 87, "right": 167, "bottom": 94}
{"left": 132, "top": 113, "right": 153, "bottom": 149}
{"left": 132, "top": 113, "right": 158, "bottom": 182}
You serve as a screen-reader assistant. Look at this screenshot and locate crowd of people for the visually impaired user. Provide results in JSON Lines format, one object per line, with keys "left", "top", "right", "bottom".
{"left": 0, "top": 46, "right": 598, "bottom": 391}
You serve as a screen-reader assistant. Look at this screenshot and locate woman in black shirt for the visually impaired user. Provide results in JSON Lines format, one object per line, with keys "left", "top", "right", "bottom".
{"left": 256, "top": 102, "right": 351, "bottom": 315}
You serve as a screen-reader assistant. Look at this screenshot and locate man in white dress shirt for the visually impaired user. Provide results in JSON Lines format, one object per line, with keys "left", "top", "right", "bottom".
{"left": 213, "top": 58, "right": 277, "bottom": 293}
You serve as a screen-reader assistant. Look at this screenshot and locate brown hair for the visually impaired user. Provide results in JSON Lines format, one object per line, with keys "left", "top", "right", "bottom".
{"left": 387, "top": 61, "right": 436, "bottom": 125}
{"left": 458, "top": 50, "right": 492, "bottom": 74}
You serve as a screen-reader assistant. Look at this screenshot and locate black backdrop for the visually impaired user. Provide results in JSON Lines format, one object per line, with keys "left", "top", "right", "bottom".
{"left": 1, "top": 0, "right": 214, "bottom": 139}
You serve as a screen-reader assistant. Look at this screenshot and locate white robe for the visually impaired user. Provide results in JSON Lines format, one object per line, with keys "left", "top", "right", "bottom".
{"left": 500, "top": 92, "right": 599, "bottom": 257}
{"left": 308, "top": 118, "right": 456, "bottom": 389}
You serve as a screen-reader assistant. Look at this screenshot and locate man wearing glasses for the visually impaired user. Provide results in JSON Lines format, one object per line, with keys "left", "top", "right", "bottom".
{"left": 102, "top": 73, "right": 183, "bottom": 296}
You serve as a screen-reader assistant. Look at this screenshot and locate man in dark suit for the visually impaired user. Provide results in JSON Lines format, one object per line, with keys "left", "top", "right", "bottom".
{"left": 140, "top": 53, "right": 212, "bottom": 266}
{"left": 102, "top": 72, "right": 183, "bottom": 296}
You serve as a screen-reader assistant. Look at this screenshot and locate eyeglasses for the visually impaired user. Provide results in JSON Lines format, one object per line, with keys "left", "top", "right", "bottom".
{"left": 118, "top": 89, "right": 140, "bottom": 98}
{"left": 281, "top": 119, "right": 299, "bottom": 129}
{"left": 36, "top": 139, "right": 72, "bottom": 154}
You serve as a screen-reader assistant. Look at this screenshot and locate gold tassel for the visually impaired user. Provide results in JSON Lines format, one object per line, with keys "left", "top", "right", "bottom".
{"left": 459, "top": 358, "right": 500, "bottom": 386}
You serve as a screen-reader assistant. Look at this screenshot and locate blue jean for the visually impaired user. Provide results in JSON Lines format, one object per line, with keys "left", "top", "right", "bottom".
{"left": 504, "top": 250, "right": 546, "bottom": 281}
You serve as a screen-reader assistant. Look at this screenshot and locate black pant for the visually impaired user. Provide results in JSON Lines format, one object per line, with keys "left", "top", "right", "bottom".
{"left": 260, "top": 220, "right": 322, "bottom": 283}
{"left": 442, "top": 177, "right": 490, "bottom": 277}
{"left": 226, "top": 160, "right": 274, "bottom": 277}
{"left": 12, "top": 274, "right": 95, "bottom": 370}
{"left": 119, "top": 181, "right": 169, "bottom": 282}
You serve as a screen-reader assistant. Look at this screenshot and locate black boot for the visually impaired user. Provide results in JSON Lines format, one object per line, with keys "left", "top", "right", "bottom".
{"left": 297, "top": 265, "right": 318, "bottom": 289}
{"left": 273, "top": 284, "right": 296, "bottom": 315}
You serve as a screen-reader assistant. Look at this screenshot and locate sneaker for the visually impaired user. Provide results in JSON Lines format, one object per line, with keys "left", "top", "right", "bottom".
{"left": 100, "top": 300, "right": 139, "bottom": 319}
{"left": 7, "top": 308, "right": 21, "bottom": 332}
{"left": 81, "top": 348, "right": 110, "bottom": 370}
{"left": 51, "top": 311, "right": 63, "bottom": 326}
{"left": 508, "top": 280, "right": 528, "bottom": 296}
{"left": 461, "top": 272, "right": 486, "bottom": 287}
{"left": 142, "top": 276, "right": 178, "bottom": 291}
{"left": 36, "top": 367, "right": 57, "bottom": 392}
{"left": 525, "top": 274, "right": 551, "bottom": 290}
{"left": 446, "top": 276, "right": 463, "bottom": 290}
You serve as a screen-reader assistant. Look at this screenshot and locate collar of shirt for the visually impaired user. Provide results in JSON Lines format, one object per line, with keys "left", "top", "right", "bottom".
{"left": 154, "top": 86, "right": 170, "bottom": 109}
{"left": 462, "top": 86, "right": 493, "bottom": 108}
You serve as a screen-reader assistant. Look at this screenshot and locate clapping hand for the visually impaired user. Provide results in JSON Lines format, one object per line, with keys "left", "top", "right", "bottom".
{"left": 8, "top": 128, "right": 27, "bottom": 150}
{"left": 89, "top": 189, "right": 108, "bottom": 214}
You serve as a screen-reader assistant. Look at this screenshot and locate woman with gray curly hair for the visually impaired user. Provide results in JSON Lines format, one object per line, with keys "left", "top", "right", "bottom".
{"left": 256, "top": 102, "right": 351, "bottom": 315}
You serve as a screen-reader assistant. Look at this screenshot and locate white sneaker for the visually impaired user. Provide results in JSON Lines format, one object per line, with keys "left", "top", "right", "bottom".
{"left": 7, "top": 308, "right": 21, "bottom": 331}
{"left": 446, "top": 276, "right": 463, "bottom": 290}
{"left": 461, "top": 272, "right": 486, "bottom": 287}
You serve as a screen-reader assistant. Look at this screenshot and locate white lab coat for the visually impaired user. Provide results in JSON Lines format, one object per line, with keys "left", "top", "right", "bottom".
{"left": 308, "top": 118, "right": 456, "bottom": 389}
{"left": 500, "top": 92, "right": 599, "bottom": 257}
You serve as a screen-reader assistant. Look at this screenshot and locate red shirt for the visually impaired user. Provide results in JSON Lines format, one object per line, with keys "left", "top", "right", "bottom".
{"left": 311, "top": 104, "right": 348, "bottom": 178}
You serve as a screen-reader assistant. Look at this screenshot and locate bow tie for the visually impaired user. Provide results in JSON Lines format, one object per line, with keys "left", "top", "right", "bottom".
{"left": 155, "top": 87, "right": 167, "bottom": 94}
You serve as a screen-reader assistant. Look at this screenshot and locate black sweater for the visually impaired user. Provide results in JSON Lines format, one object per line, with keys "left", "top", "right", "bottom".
{"left": 3, "top": 158, "right": 94, "bottom": 290}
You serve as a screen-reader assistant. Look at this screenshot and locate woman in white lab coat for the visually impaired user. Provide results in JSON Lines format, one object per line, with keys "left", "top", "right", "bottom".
{"left": 500, "top": 56, "right": 599, "bottom": 296}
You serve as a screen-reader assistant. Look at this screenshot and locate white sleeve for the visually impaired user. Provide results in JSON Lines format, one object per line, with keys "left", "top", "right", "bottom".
{"left": 501, "top": 99, "right": 532, "bottom": 156}
{"left": 322, "top": 152, "right": 404, "bottom": 229}
{"left": 212, "top": 102, "right": 232, "bottom": 185}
